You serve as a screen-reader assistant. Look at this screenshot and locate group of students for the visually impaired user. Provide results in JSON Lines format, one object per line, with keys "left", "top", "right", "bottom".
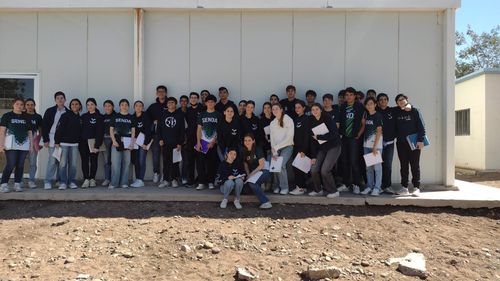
{"left": 0, "top": 84, "right": 426, "bottom": 210}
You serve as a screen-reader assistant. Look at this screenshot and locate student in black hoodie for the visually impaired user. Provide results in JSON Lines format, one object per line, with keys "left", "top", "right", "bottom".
{"left": 79, "top": 98, "right": 104, "bottom": 188}
{"left": 55, "top": 98, "right": 82, "bottom": 190}
{"left": 158, "top": 97, "right": 185, "bottom": 188}
{"left": 179, "top": 95, "right": 189, "bottom": 185}
{"left": 289, "top": 100, "right": 312, "bottom": 196}
{"left": 279, "top": 85, "right": 302, "bottom": 120}
{"left": 217, "top": 104, "right": 240, "bottom": 160}
{"left": 216, "top": 148, "right": 246, "bottom": 209}
{"left": 309, "top": 103, "right": 342, "bottom": 198}
{"left": 146, "top": 85, "right": 168, "bottom": 183}
{"left": 376, "top": 93, "right": 397, "bottom": 193}
{"left": 130, "top": 101, "right": 152, "bottom": 188}
{"left": 185, "top": 92, "right": 203, "bottom": 187}
{"left": 394, "top": 94, "right": 426, "bottom": 196}
{"left": 240, "top": 100, "right": 265, "bottom": 147}
{"left": 215, "top": 87, "right": 239, "bottom": 114}
{"left": 259, "top": 102, "right": 274, "bottom": 159}
{"left": 100, "top": 100, "right": 115, "bottom": 187}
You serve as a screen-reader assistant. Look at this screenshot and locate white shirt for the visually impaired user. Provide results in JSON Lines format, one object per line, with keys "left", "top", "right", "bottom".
{"left": 270, "top": 114, "right": 294, "bottom": 154}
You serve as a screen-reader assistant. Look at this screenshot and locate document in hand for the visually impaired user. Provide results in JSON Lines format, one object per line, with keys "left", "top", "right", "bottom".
{"left": 263, "top": 125, "right": 270, "bottom": 141}
{"left": 172, "top": 148, "right": 182, "bottom": 163}
{"left": 269, "top": 156, "right": 283, "bottom": 173}
{"left": 122, "top": 137, "right": 132, "bottom": 149}
{"left": 312, "top": 123, "right": 329, "bottom": 144}
{"left": 292, "top": 153, "right": 312, "bottom": 173}
{"left": 52, "top": 146, "right": 62, "bottom": 162}
{"left": 87, "top": 139, "right": 106, "bottom": 152}
{"left": 135, "top": 132, "right": 145, "bottom": 146}
{"left": 245, "top": 171, "right": 263, "bottom": 184}
{"left": 363, "top": 151, "right": 383, "bottom": 167}
{"left": 406, "top": 133, "right": 430, "bottom": 150}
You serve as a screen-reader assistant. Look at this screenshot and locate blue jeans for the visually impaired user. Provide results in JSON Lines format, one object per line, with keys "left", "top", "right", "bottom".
{"left": 102, "top": 137, "right": 112, "bottom": 181}
{"left": 29, "top": 150, "right": 38, "bottom": 181}
{"left": 44, "top": 146, "right": 60, "bottom": 184}
{"left": 272, "top": 145, "right": 293, "bottom": 192}
{"left": 60, "top": 145, "right": 79, "bottom": 185}
{"left": 111, "top": 147, "right": 131, "bottom": 186}
{"left": 134, "top": 148, "right": 147, "bottom": 181}
{"left": 382, "top": 142, "right": 395, "bottom": 188}
{"left": 1, "top": 150, "right": 28, "bottom": 184}
{"left": 364, "top": 147, "right": 382, "bottom": 190}
{"left": 246, "top": 169, "right": 271, "bottom": 203}
{"left": 220, "top": 178, "right": 244, "bottom": 200}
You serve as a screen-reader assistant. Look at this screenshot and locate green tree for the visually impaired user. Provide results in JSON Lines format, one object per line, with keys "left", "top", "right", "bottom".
{"left": 455, "top": 25, "right": 500, "bottom": 78}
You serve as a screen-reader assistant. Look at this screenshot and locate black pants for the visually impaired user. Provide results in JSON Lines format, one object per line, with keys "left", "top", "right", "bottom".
{"left": 185, "top": 141, "right": 197, "bottom": 183}
{"left": 396, "top": 140, "right": 421, "bottom": 187}
{"left": 196, "top": 146, "right": 219, "bottom": 185}
{"left": 162, "top": 145, "right": 180, "bottom": 182}
{"left": 79, "top": 141, "right": 98, "bottom": 179}
{"left": 341, "top": 137, "right": 361, "bottom": 186}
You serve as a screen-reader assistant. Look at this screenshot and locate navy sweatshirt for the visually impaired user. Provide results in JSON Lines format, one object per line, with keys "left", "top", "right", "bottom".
{"left": 394, "top": 106, "right": 426, "bottom": 142}
{"left": 158, "top": 109, "right": 185, "bottom": 147}
{"left": 215, "top": 100, "right": 239, "bottom": 115}
{"left": 240, "top": 114, "right": 265, "bottom": 146}
{"left": 55, "top": 111, "right": 81, "bottom": 145}
{"left": 217, "top": 117, "right": 241, "bottom": 153}
{"left": 377, "top": 106, "right": 397, "bottom": 142}
{"left": 185, "top": 104, "right": 203, "bottom": 145}
{"left": 310, "top": 114, "right": 341, "bottom": 157}
{"left": 80, "top": 111, "right": 104, "bottom": 148}
{"left": 134, "top": 112, "right": 153, "bottom": 146}
{"left": 42, "top": 105, "right": 69, "bottom": 143}
{"left": 146, "top": 97, "right": 167, "bottom": 134}
{"left": 279, "top": 98, "right": 302, "bottom": 120}
{"left": 102, "top": 112, "right": 115, "bottom": 138}
{"left": 215, "top": 160, "right": 246, "bottom": 185}
{"left": 293, "top": 114, "right": 313, "bottom": 157}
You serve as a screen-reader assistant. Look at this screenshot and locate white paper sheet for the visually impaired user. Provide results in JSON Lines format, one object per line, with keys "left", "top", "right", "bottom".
{"left": 263, "top": 125, "right": 270, "bottom": 140}
{"left": 269, "top": 156, "right": 283, "bottom": 173}
{"left": 292, "top": 153, "right": 312, "bottom": 173}
{"left": 172, "top": 148, "right": 182, "bottom": 163}
{"left": 135, "top": 132, "right": 145, "bottom": 146}
{"left": 245, "top": 171, "right": 263, "bottom": 184}
{"left": 312, "top": 123, "right": 329, "bottom": 144}
{"left": 363, "top": 151, "right": 383, "bottom": 167}
{"left": 122, "top": 137, "right": 132, "bottom": 150}
{"left": 52, "top": 147, "right": 62, "bottom": 162}
{"left": 4, "top": 134, "right": 13, "bottom": 150}
{"left": 264, "top": 161, "right": 270, "bottom": 171}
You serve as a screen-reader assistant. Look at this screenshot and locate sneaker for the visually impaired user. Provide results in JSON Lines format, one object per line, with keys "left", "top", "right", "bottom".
{"left": 411, "top": 187, "right": 421, "bottom": 197}
{"left": 69, "top": 183, "right": 78, "bottom": 189}
{"left": 81, "top": 179, "right": 90, "bottom": 188}
{"left": 220, "top": 199, "right": 228, "bottom": 209}
{"left": 131, "top": 179, "right": 144, "bottom": 188}
{"left": 158, "top": 180, "right": 170, "bottom": 188}
{"left": 55, "top": 181, "right": 60, "bottom": 188}
{"left": 108, "top": 185, "right": 115, "bottom": 189}
{"left": 153, "top": 173, "right": 160, "bottom": 183}
{"left": 171, "top": 180, "right": 179, "bottom": 188}
{"left": 233, "top": 200, "right": 242, "bottom": 209}
{"left": 89, "top": 179, "right": 97, "bottom": 187}
{"left": 44, "top": 183, "right": 52, "bottom": 190}
{"left": 259, "top": 202, "right": 273, "bottom": 209}
{"left": 121, "top": 184, "right": 129, "bottom": 188}
{"left": 308, "top": 190, "right": 324, "bottom": 197}
{"left": 101, "top": 179, "right": 110, "bottom": 187}
{"left": 326, "top": 191, "right": 340, "bottom": 198}
{"left": 28, "top": 181, "right": 37, "bottom": 189}
{"left": 196, "top": 184, "right": 206, "bottom": 190}
{"left": 370, "top": 189, "right": 381, "bottom": 196}
{"left": 383, "top": 186, "right": 397, "bottom": 194}
{"left": 289, "top": 187, "right": 305, "bottom": 195}
{"left": 208, "top": 183, "right": 215, "bottom": 190}
{"left": 1, "top": 183, "right": 10, "bottom": 193}
{"left": 279, "top": 189, "right": 289, "bottom": 195}
{"left": 352, "top": 185, "right": 360, "bottom": 195}
{"left": 13, "top": 182, "right": 23, "bottom": 192}
{"left": 396, "top": 187, "right": 410, "bottom": 196}
{"left": 273, "top": 188, "right": 280, "bottom": 194}
{"left": 58, "top": 183, "right": 67, "bottom": 190}
{"left": 181, "top": 179, "right": 188, "bottom": 185}
{"left": 361, "top": 188, "right": 372, "bottom": 195}
{"left": 337, "top": 184, "right": 349, "bottom": 192}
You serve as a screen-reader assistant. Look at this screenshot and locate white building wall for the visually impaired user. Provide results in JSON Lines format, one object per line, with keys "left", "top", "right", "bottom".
{"left": 485, "top": 73, "right": 500, "bottom": 170}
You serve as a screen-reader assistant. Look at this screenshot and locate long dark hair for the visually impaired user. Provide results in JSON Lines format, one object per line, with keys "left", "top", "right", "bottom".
{"left": 272, "top": 103, "right": 285, "bottom": 127}
{"left": 25, "top": 98, "right": 36, "bottom": 114}
{"left": 260, "top": 102, "right": 273, "bottom": 119}
{"left": 242, "top": 133, "right": 257, "bottom": 163}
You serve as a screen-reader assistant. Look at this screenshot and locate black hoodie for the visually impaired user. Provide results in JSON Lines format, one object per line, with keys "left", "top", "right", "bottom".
{"left": 259, "top": 115, "right": 273, "bottom": 152}
{"left": 215, "top": 159, "right": 245, "bottom": 185}
{"left": 215, "top": 100, "right": 238, "bottom": 115}
{"left": 185, "top": 104, "right": 203, "bottom": 145}
{"left": 310, "top": 113, "right": 341, "bottom": 157}
{"left": 134, "top": 112, "right": 153, "bottom": 146}
{"left": 394, "top": 106, "right": 426, "bottom": 142}
{"left": 80, "top": 110, "right": 104, "bottom": 148}
{"left": 158, "top": 109, "right": 185, "bottom": 147}
{"left": 240, "top": 114, "right": 265, "bottom": 146}
{"left": 146, "top": 97, "right": 167, "bottom": 134}
{"left": 293, "top": 113, "right": 313, "bottom": 157}
{"left": 55, "top": 111, "right": 81, "bottom": 145}
{"left": 217, "top": 117, "right": 241, "bottom": 153}
{"left": 102, "top": 112, "right": 115, "bottom": 137}
{"left": 377, "top": 106, "right": 397, "bottom": 142}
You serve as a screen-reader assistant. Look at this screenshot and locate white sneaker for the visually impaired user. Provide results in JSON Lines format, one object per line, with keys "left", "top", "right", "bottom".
{"left": 196, "top": 184, "right": 206, "bottom": 190}
{"left": 101, "top": 179, "right": 110, "bottom": 187}
{"left": 13, "top": 183, "right": 23, "bottom": 192}
{"left": 89, "top": 179, "right": 97, "bottom": 187}
{"left": 28, "top": 181, "right": 37, "bottom": 189}
{"left": 69, "top": 183, "right": 78, "bottom": 189}
{"left": 289, "top": 187, "right": 305, "bottom": 195}
{"left": 396, "top": 187, "right": 410, "bottom": 196}
{"left": 279, "top": 189, "right": 289, "bottom": 195}
{"left": 131, "top": 179, "right": 144, "bottom": 188}
{"left": 58, "top": 183, "right": 67, "bottom": 190}
{"left": 181, "top": 179, "right": 188, "bottom": 185}
{"left": 171, "top": 180, "right": 179, "bottom": 188}
{"left": 361, "top": 188, "right": 372, "bottom": 195}
{"left": 44, "top": 183, "right": 52, "bottom": 190}
{"left": 81, "top": 179, "right": 90, "bottom": 188}
{"left": 234, "top": 200, "right": 242, "bottom": 209}
{"left": 108, "top": 185, "right": 115, "bottom": 189}
{"left": 55, "top": 181, "right": 60, "bottom": 188}
{"left": 208, "top": 183, "right": 215, "bottom": 190}
{"left": 259, "top": 202, "right": 273, "bottom": 209}
{"left": 411, "top": 188, "right": 421, "bottom": 197}
{"left": 337, "top": 184, "right": 349, "bottom": 192}
{"left": 153, "top": 173, "right": 160, "bottom": 183}
{"left": 220, "top": 199, "right": 228, "bottom": 209}
{"left": 121, "top": 184, "right": 129, "bottom": 188}
{"left": 352, "top": 185, "right": 360, "bottom": 195}
{"left": 326, "top": 191, "right": 340, "bottom": 198}
{"left": 158, "top": 180, "right": 170, "bottom": 188}
{"left": 384, "top": 186, "right": 397, "bottom": 194}
{"left": 1, "top": 183, "right": 10, "bottom": 193}
{"left": 308, "top": 190, "right": 324, "bottom": 197}
{"left": 370, "top": 189, "right": 381, "bottom": 196}
{"left": 273, "top": 188, "right": 280, "bottom": 194}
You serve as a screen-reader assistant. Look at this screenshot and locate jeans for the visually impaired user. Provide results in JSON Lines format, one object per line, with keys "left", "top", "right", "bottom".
{"left": 381, "top": 142, "right": 395, "bottom": 188}
{"left": 364, "top": 147, "right": 382, "bottom": 190}
{"left": 111, "top": 147, "right": 131, "bottom": 187}
{"left": 220, "top": 178, "right": 244, "bottom": 200}
{"left": 397, "top": 140, "right": 421, "bottom": 187}
{"left": 246, "top": 169, "right": 271, "bottom": 203}
{"left": 196, "top": 146, "right": 219, "bottom": 185}
{"left": 79, "top": 141, "right": 98, "bottom": 179}
{"left": 60, "top": 145, "right": 79, "bottom": 185}
{"left": 311, "top": 145, "right": 342, "bottom": 193}
{"left": 44, "top": 146, "right": 60, "bottom": 184}
{"left": 133, "top": 148, "right": 148, "bottom": 181}
{"left": 1, "top": 150, "right": 28, "bottom": 184}
{"left": 341, "top": 137, "right": 361, "bottom": 186}
{"left": 29, "top": 150, "right": 38, "bottom": 181}
{"left": 162, "top": 146, "right": 180, "bottom": 182}
{"left": 272, "top": 145, "right": 293, "bottom": 192}
{"left": 102, "top": 137, "right": 112, "bottom": 181}
{"left": 151, "top": 134, "right": 162, "bottom": 175}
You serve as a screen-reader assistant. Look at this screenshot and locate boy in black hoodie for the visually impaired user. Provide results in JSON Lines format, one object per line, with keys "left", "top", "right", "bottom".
{"left": 146, "top": 85, "right": 168, "bottom": 183}
{"left": 185, "top": 92, "right": 203, "bottom": 187}
{"left": 158, "top": 97, "right": 185, "bottom": 188}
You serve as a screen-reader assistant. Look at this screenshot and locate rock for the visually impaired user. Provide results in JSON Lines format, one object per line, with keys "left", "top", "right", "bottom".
{"left": 303, "top": 265, "right": 341, "bottom": 280}
{"left": 76, "top": 274, "right": 91, "bottom": 280}
{"left": 196, "top": 253, "right": 203, "bottom": 259}
{"left": 65, "top": 256, "right": 76, "bottom": 264}
{"left": 236, "top": 266, "right": 258, "bottom": 280}
{"left": 51, "top": 219, "right": 70, "bottom": 227}
{"left": 203, "top": 241, "right": 214, "bottom": 249}
{"left": 361, "top": 260, "right": 370, "bottom": 267}
{"left": 180, "top": 244, "right": 191, "bottom": 253}
{"left": 211, "top": 247, "right": 221, "bottom": 254}
{"left": 394, "top": 253, "right": 427, "bottom": 278}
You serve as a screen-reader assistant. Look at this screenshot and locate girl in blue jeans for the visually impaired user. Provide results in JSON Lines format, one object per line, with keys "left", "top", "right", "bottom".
{"left": 361, "top": 97, "right": 383, "bottom": 196}
{"left": 241, "top": 133, "right": 272, "bottom": 209}
{"left": 216, "top": 148, "right": 245, "bottom": 209}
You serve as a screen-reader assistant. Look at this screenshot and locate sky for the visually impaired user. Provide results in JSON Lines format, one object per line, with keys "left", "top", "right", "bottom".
{"left": 456, "top": 0, "right": 500, "bottom": 34}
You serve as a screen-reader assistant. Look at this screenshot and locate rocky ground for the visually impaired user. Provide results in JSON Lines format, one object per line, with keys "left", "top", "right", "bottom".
{"left": 0, "top": 201, "right": 498, "bottom": 281}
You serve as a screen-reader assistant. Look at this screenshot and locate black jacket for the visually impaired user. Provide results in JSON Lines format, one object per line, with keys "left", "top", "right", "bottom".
{"left": 279, "top": 98, "right": 302, "bottom": 120}
{"left": 293, "top": 114, "right": 313, "bottom": 157}
{"left": 377, "top": 106, "right": 397, "bottom": 142}
{"left": 217, "top": 117, "right": 241, "bottom": 152}
{"left": 215, "top": 160, "right": 245, "bottom": 185}
{"left": 55, "top": 111, "right": 81, "bottom": 144}
{"left": 134, "top": 112, "right": 153, "bottom": 145}
{"left": 42, "top": 105, "right": 69, "bottom": 143}
{"left": 240, "top": 114, "right": 265, "bottom": 146}
{"left": 394, "top": 107, "right": 426, "bottom": 142}
{"left": 259, "top": 115, "right": 273, "bottom": 152}
{"left": 102, "top": 112, "right": 115, "bottom": 137}
{"left": 310, "top": 114, "right": 341, "bottom": 157}
{"left": 185, "top": 104, "right": 204, "bottom": 145}
{"left": 146, "top": 97, "right": 167, "bottom": 134}
{"left": 80, "top": 111, "right": 104, "bottom": 148}
{"left": 158, "top": 109, "right": 185, "bottom": 147}
{"left": 215, "top": 100, "right": 238, "bottom": 115}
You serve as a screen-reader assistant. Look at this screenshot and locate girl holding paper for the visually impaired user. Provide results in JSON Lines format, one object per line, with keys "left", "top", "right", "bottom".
{"left": 101, "top": 100, "right": 116, "bottom": 187}
{"left": 0, "top": 96, "right": 33, "bottom": 193}
{"left": 360, "top": 97, "right": 383, "bottom": 196}
{"left": 270, "top": 103, "right": 294, "bottom": 195}
{"left": 309, "top": 103, "right": 342, "bottom": 198}
{"left": 216, "top": 148, "right": 246, "bottom": 209}
{"left": 241, "top": 133, "right": 272, "bottom": 209}
{"left": 130, "top": 100, "right": 152, "bottom": 188}
{"left": 25, "top": 98, "right": 43, "bottom": 189}
{"left": 79, "top": 98, "right": 104, "bottom": 188}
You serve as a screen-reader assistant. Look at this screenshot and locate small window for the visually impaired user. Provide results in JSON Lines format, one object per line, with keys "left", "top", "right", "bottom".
{"left": 455, "top": 109, "right": 470, "bottom": 136}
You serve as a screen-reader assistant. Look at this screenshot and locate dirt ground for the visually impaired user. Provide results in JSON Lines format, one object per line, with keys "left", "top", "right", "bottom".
{"left": 0, "top": 201, "right": 498, "bottom": 281}
{"left": 456, "top": 171, "right": 500, "bottom": 188}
